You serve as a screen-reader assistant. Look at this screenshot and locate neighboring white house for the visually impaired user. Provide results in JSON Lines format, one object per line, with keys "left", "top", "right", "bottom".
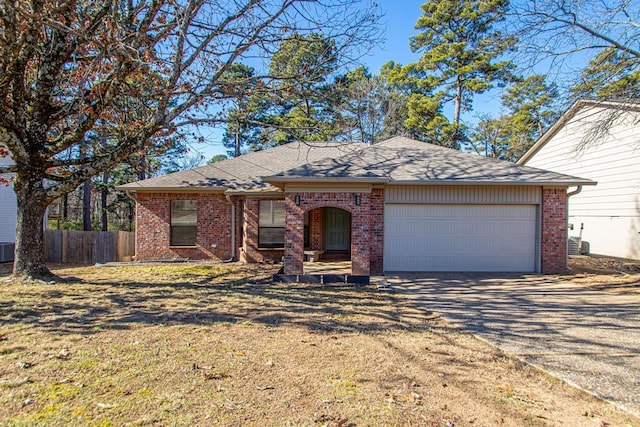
{"left": 519, "top": 99, "right": 640, "bottom": 260}
{"left": 0, "top": 150, "right": 17, "bottom": 245}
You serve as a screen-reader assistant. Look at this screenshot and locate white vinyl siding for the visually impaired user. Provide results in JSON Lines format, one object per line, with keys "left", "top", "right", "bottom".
{"left": 385, "top": 185, "right": 541, "bottom": 204}
{"left": 384, "top": 204, "right": 537, "bottom": 272}
{"left": 523, "top": 105, "right": 640, "bottom": 259}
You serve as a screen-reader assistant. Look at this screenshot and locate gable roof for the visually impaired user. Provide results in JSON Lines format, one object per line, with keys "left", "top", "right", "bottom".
{"left": 518, "top": 98, "right": 640, "bottom": 165}
{"left": 118, "top": 141, "right": 367, "bottom": 193}
{"left": 118, "top": 136, "right": 594, "bottom": 194}
{"left": 263, "top": 136, "right": 593, "bottom": 187}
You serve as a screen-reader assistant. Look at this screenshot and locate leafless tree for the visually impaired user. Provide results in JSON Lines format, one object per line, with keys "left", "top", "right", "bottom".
{"left": 508, "top": 1, "right": 640, "bottom": 147}
{"left": 510, "top": 0, "right": 640, "bottom": 70}
{"left": 0, "top": 0, "right": 380, "bottom": 278}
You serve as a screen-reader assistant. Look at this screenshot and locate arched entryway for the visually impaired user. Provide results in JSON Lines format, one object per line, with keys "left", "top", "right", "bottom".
{"left": 304, "top": 207, "right": 351, "bottom": 273}
{"left": 283, "top": 192, "right": 372, "bottom": 277}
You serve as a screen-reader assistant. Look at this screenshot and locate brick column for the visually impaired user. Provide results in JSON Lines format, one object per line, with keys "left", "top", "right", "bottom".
{"left": 350, "top": 197, "right": 371, "bottom": 276}
{"left": 284, "top": 196, "right": 305, "bottom": 274}
{"left": 369, "top": 188, "right": 384, "bottom": 274}
{"left": 541, "top": 187, "right": 568, "bottom": 274}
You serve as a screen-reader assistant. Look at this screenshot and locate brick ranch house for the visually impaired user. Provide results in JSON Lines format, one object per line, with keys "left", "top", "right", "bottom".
{"left": 117, "top": 136, "right": 595, "bottom": 277}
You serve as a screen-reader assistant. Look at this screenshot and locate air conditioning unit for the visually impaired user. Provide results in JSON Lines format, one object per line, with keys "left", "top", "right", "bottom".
{"left": 0, "top": 242, "right": 15, "bottom": 263}
{"left": 568, "top": 237, "right": 580, "bottom": 255}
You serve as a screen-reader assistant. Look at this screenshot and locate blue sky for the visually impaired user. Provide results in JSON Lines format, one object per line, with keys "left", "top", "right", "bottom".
{"left": 188, "top": 1, "right": 429, "bottom": 161}
{"left": 188, "top": 0, "right": 511, "bottom": 161}
{"left": 362, "top": 0, "right": 426, "bottom": 72}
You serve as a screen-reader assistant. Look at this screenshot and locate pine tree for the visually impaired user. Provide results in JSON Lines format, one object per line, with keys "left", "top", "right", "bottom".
{"left": 409, "top": 0, "right": 515, "bottom": 147}
{"left": 570, "top": 48, "right": 640, "bottom": 100}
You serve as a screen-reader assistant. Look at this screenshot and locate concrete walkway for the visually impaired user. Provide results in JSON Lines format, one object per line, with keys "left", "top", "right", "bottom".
{"left": 386, "top": 273, "right": 640, "bottom": 417}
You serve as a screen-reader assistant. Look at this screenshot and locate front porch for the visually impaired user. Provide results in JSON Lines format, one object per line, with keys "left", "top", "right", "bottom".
{"left": 274, "top": 204, "right": 363, "bottom": 283}
{"left": 262, "top": 189, "right": 384, "bottom": 280}
{"left": 299, "top": 205, "right": 354, "bottom": 273}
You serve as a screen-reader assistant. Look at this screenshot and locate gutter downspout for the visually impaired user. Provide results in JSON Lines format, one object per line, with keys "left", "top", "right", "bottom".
{"left": 224, "top": 193, "right": 235, "bottom": 262}
{"left": 124, "top": 190, "right": 137, "bottom": 201}
{"left": 566, "top": 185, "right": 583, "bottom": 262}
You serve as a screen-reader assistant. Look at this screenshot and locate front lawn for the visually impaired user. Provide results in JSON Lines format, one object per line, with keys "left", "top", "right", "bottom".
{"left": 0, "top": 263, "right": 636, "bottom": 426}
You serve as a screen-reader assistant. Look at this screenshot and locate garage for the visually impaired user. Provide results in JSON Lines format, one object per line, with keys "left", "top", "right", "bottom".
{"left": 384, "top": 203, "right": 538, "bottom": 272}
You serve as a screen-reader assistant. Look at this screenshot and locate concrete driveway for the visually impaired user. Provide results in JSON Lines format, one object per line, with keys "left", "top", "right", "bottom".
{"left": 386, "top": 273, "right": 640, "bottom": 417}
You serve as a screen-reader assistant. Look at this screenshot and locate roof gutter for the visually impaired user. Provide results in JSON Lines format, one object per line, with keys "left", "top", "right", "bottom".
{"left": 123, "top": 190, "right": 137, "bottom": 201}
{"left": 386, "top": 180, "right": 597, "bottom": 187}
{"left": 567, "top": 185, "right": 583, "bottom": 197}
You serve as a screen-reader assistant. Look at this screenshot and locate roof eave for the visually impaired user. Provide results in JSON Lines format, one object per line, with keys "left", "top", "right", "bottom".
{"left": 518, "top": 98, "right": 640, "bottom": 165}
{"left": 262, "top": 176, "right": 390, "bottom": 186}
{"left": 114, "top": 185, "right": 228, "bottom": 193}
{"left": 386, "top": 179, "right": 597, "bottom": 187}
{"left": 224, "top": 190, "right": 284, "bottom": 196}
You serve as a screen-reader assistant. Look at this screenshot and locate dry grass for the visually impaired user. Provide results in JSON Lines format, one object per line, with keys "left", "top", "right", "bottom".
{"left": 0, "top": 262, "right": 637, "bottom": 426}
{"left": 568, "top": 256, "right": 640, "bottom": 294}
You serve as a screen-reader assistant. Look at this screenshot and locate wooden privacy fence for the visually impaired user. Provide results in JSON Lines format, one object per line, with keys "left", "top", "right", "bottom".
{"left": 45, "top": 230, "right": 135, "bottom": 264}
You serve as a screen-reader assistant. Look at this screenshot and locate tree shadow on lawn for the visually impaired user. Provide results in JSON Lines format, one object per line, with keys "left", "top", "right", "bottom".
{"left": 0, "top": 266, "right": 444, "bottom": 337}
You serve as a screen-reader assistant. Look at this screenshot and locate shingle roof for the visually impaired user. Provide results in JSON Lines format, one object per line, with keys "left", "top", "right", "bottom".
{"left": 117, "top": 136, "right": 594, "bottom": 193}
{"left": 263, "top": 136, "right": 595, "bottom": 187}
{"left": 117, "top": 141, "right": 367, "bottom": 192}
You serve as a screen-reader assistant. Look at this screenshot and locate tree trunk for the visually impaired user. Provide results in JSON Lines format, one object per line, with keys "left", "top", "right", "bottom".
{"left": 101, "top": 170, "right": 109, "bottom": 231}
{"left": 128, "top": 202, "right": 134, "bottom": 232}
{"left": 138, "top": 153, "right": 147, "bottom": 181}
{"left": 82, "top": 178, "right": 91, "bottom": 231}
{"left": 452, "top": 78, "right": 463, "bottom": 148}
{"left": 62, "top": 193, "right": 68, "bottom": 220}
{"left": 235, "top": 127, "right": 241, "bottom": 158}
{"left": 13, "top": 174, "right": 51, "bottom": 278}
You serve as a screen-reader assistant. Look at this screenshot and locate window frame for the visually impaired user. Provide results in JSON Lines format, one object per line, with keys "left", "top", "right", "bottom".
{"left": 170, "top": 199, "right": 198, "bottom": 247}
{"left": 258, "top": 199, "right": 286, "bottom": 249}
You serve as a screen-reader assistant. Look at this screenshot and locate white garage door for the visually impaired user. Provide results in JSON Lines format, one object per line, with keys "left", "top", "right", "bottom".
{"left": 384, "top": 204, "right": 537, "bottom": 272}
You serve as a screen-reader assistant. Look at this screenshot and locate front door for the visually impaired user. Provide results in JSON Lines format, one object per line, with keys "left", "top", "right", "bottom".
{"left": 325, "top": 208, "right": 350, "bottom": 251}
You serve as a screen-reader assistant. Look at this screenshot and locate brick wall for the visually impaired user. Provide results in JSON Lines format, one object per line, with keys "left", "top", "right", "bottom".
{"left": 135, "top": 192, "right": 234, "bottom": 261}
{"left": 283, "top": 192, "right": 373, "bottom": 276}
{"left": 136, "top": 187, "right": 566, "bottom": 275}
{"left": 541, "top": 187, "right": 568, "bottom": 274}
{"left": 309, "top": 208, "right": 324, "bottom": 251}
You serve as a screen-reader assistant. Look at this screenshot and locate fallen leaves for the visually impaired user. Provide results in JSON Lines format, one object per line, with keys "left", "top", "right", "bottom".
{"left": 203, "top": 372, "right": 231, "bottom": 381}
{"left": 314, "top": 413, "right": 350, "bottom": 426}
{"left": 1, "top": 263, "right": 637, "bottom": 426}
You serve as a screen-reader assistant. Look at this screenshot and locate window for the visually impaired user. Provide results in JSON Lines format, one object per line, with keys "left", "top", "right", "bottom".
{"left": 171, "top": 200, "right": 197, "bottom": 246}
{"left": 259, "top": 200, "right": 285, "bottom": 248}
